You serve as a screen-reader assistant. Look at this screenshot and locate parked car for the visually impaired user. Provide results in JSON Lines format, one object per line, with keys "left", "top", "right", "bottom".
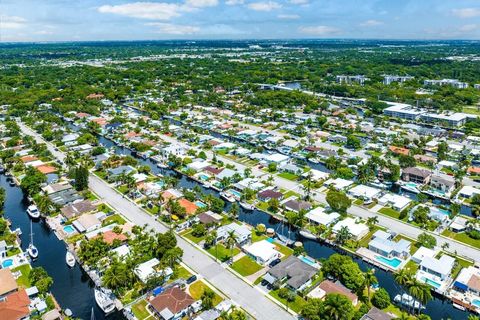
{"left": 269, "top": 258, "right": 281, "bottom": 267}
{"left": 186, "top": 275, "right": 197, "bottom": 284}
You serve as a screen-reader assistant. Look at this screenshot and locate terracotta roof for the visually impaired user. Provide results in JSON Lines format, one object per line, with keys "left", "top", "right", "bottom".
{"left": 204, "top": 166, "right": 223, "bottom": 175}
{"left": 0, "top": 269, "right": 18, "bottom": 296}
{"left": 0, "top": 289, "right": 30, "bottom": 320}
{"left": 149, "top": 287, "right": 194, "bottom": 315}
{"left": 207, "top": 140, "right": 221, "bottom": 146}
{"left": 468, "top": 167, "right": 480, "bottom": 174}
{"left": 161, "top": 191, "right": 178, "bottom": 202}
{"left": 178, "top": 198, "right": 199, "bottom": 215}
{"left": 388, "top": 146, "right": 409, "bottom": 156}
{"left": 36, "top": 165, "right": 57, "bottom": 174}
{"left": 76, "top": 112, "right": 90, "bottom": 118}
{"left": 86, "top": 93, "right": 104, "bottom": 99}
{"left": 468, "top": 274, "right": 480, "bottom": 292}
{"left": 20, "top": 155, "right": 38, "bottom": 163}
{"left": 124, "top": 132, "right": 141, "bottom": 139}
{"left": 318, "top": 280, "right": 357, "bottom": 303}
{"left": 100, "top": 230, "right": 128, "bottom": 245}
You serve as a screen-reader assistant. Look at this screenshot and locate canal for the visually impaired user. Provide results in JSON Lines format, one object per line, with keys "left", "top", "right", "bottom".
{"left": 96, "top": 133, "right": 469, "bottom": 320}
{"left": 0, "top": 174, "right": 123, "bottom": 320}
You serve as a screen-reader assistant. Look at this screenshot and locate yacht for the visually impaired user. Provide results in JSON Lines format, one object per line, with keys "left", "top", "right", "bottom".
{"left": 66, "top": 251, "right": 76, "bottom": 268}
{"left": 220, "top": 191, "right": 236, "bottom": 203}
{"left": 27, "top": 205, "right": 41, "bottom": 219}
{"left": 27, "top": 221, "right": 38, "bottom": 259}
{"left": 299, "top": 230, "right": 317, "bottom": 240}
{"left": 239, "top": 202, "right": 255, "bottom": 211}
{"left": 94, "top": 287, "right": 116, "bottom": 314}
{"left": 394, "top": 293, "right": 424, "bottom": 310}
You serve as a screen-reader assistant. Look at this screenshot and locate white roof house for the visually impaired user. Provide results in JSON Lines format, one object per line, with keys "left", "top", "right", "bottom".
{"left": 134, "top": 258, "right": 173, "bottom": 283}
{"left": 377, "top": 193, "right": 412, "bottom": 211}
{"left": 243, "top": 240, "right": 280, "bottom": 266}
{"left": 305, "top": 207, "right": 340, "bottom": 226}
{"left": 111, "top": 244, "right": 131, "bottom": 258}
{"left": 282, "top": 139, "right": 300, "bottom": 149}
{"left": 324, "top": 178, "right": 354, "bottom": 191}
{"left": 187, "top": 160, "right": 211, "bottom": 172}
{"left": 303, "top": 169, "right": 329, "bottom": 181}
{"left": 216, "top": 222, "right": 251, "bottom": 245}
{"left": 458, "top": 186, "right": 480, "bottom": 199}
{"left": 411, "top": 246, "right": 437, "bottom": 264}
{"left": 333, "top": 218, "right": 369, "bottom": 240}
{"left": 265, "top": 153, "right": 289, "bottom": 164}
{"left": 420, "top": 255, "right": 455, "bottom": 280}
{"left": 348, "top": 185, "right": 382, "bottom": 200}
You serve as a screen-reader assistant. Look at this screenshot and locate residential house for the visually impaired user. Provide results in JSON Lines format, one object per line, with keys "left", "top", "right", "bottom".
{"left": 0, "top": 240, "right": 7, "bottom": 259}
{"left": 149, "top": 287, "right": 195, "bottom": 320}
{"left": 178, "top": 198, "right": 199, "bottom": 216}
{"left": 419, "top": 255, "right": 455, "bottom": 281}
{"left": 72, "top": 214, "right": 101, "bottom": 233}
{"left": 308, "top": 280, "right": 358, "bottom": 306}
{"left": 360, "top": 307, "right": 394, "bottom": 320}
{"left": 264, "top": 256, "right": 317, "bottom": 291}
{"left": 134, "top": 258, "right": 173, "bottom": 283}
{"left": 0, "top": 269, "right": 18, "bottom": 299}
{"left": 107, "top": 165, "right": 135, "bottom": 181}
{"left": 305, "top": 207, "right": 340, "bottom": 226}
{"left": 60, "top": 200, "right": 96, "bottom": 219}
{"left": 332, "top": 218, "right": 369, "bottom": 240}
{"left": 430, "top": 174, "right": 455, "bottom": 196}
{"left": 0, "top": 289, "right": 30, "bottom": 320}
{"left": 453, "top": 266, "right": 480, "bottom": 297}
{"left": 401, "top": 167, "right": 432, "bottom": 185}
{"left": 368, "top": 230, "right": 411, "bottom": 259}
{"left": 257, "top": 189, "right": 283, "bottom": 202}
{"left": 216, "top": 223, "right": 251, "bottom": 245}
{"left": 283, "top": 199, "right": 312, "bottom": 213}
{"left": 243, "top": 240, "right": 280, "bottom": 266}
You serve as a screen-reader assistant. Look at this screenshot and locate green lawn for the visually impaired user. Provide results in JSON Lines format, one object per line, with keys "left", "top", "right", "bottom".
{"left": 273, "top": 241, "right": 293, "bottom": 258}
{"left": 131, "top": 300, "right": 151, "bottom": 320}
{"left": 282, "top": 189, "right": 301, "bottom": 199}
{"left": 102, "top": 214, "right": 126, "bottom": 226}
{"left": 188, "top": 280, "right": 223, "bottom": 306}
{"left": 353, "top": 199, "right": 364, "bottom": 206}
{"left": 378, "top": 207, "right": 401, "bottom": 219}
{"left": 231, "top": 256, "right": 263, "bottom": 277}
{"left": 118, "top": 185, "right": 129, "bottom": 194}
{"left": 442, "top": 230, "right": 480, "bottom": 249}
{"left": 12, "top": 264, "right": 31, "bottom": 288}
{"left": 278, "top": 172, "right": 299, "bottom": 181}
{"left": 207, "top": 244, "right": 240, "bottom": 262}
{"left": 269, "top": 289, "right": 306, "bottom": 313}
{"left": 252, "top": 230, "right": 267, "bottom": 243}
{"left": 169, "top": 266, "right": 193, "bottom": 283}
{"left": 183, "top": 231, "right": 205, "bottom": 244}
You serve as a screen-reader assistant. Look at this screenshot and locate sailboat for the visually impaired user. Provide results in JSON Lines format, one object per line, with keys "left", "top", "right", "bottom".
{"left": 276, "top": 223, "right": 294, "bottom": 246}
{"left": 27, "top": 221, "right": 38, "bottom": 259}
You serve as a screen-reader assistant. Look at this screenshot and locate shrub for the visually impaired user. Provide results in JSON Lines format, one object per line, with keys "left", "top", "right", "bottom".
{"left": 372, "top": 288, "right": 390, "bottom": 309}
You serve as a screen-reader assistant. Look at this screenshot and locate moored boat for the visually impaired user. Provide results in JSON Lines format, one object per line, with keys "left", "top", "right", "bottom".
{"left": 27, "top": 205, "right": 41, "bottom": 219}
{"left": 66, "top": 251, "right": 76, "bottom": 267}
{"left": 239, "top": 202, "right": 255, "bottom": 211}
{"left": 299, "top": 230, "right": 317, "bottom": 240}
{"left": 394, "top": 293, "right": 424, "bottom": 310}
{"left": 94, "top": 287, "right": 116, "bottom": 314}
{"left": 453, "top": 302, "right": 466, "bottom": 311}
{"left": 27, "top": 221, "right": 38, "bottom": 259}
{"left": 220, "top": 191, "right": 235, "bottom": 203}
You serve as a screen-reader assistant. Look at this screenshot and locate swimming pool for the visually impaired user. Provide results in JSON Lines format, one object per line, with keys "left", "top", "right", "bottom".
{"left": 473, "top": 299, "right": 480, "bottom": 308}
{"left": 299, "top": 255, "right": 318, "bottom": 267}
{"left": 228, "top": 189, "right": 242, "bottom": 198}
{"left": 63, "top": 225, "right": 75, "bottom": 234}
{"left": 266, "top": 237, "right": 275, "bottom": 243}
{"left": 195, "top": 201, "right": 207, "bottom": 208}
{"left": 156, "top": 181, "right": 165, "bottom": 188}
{"left": 1, "top": 259, "right": 14, "bottom": 268}
{"left": 375, "top": 256, "right": 402, "bottom": 268}
{"left": 198, "top": 174, "right": 210, "bottom": 181}
{"left": 430, "top": 207, "right": 450, "bottom": 217}
{"left": 421, "top": 277, "right": 441, "bottom": 289}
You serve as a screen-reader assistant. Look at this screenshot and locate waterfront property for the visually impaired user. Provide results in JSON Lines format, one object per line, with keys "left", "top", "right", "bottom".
{"left": 243, "top": 240, "right": 280, "bottom": 266}
{"left": 308, "top": 280, "right": 358, "bottom": 306}
{"left": 332, "top": 217, "right": 369, "bottom": 240}
{"left": 417, "top": 255, "right": 455, "bottom": 293}
{"left": 148, "top": 286, "right": 195, "bottom": 320}
{"left": 450, "top": 266, "right": 480, "bottom": 312}
{"left": 263, "top": 255, "right": 317, "bottom": 292}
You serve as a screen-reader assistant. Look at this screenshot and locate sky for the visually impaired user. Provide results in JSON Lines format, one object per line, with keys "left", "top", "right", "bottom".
{"left": 1, "top": 0, "right": 480, "bottom": 42}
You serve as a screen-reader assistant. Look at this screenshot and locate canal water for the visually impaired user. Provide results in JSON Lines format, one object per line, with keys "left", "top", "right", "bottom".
{"left": 96, "top": 133, "right": 469, "bottom": 320}
{"left": 0, "top": 175, "right": 123, "bottom": 320}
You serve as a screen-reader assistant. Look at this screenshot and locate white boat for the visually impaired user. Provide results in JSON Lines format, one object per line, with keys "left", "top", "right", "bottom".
{"left": 453, "top": 302, "right": 466, "bottom": 311}
{"left": 156, "top": 161, "right": 169, "bottom": 169}
{"left": 239, "top": 202, "right": 255, "bottom": 211}
{"left": 27, "top": 221, "right": 38, "bottom": 259}
{"left": 66, "top": 251, "right": 76, "bottom": 267}
{"left": 308, "top": 158, "right": 320, "bottom": 164}
{"left": 27, "top": 205, "right": 41, "bottom": 219}
{"left": 394, "top": 293, "right": 424, "bottom": 310}
{"left": 220, "top": 191, "right": 236, "bottom": 203}
{"left": 94, "top": 287, "right": 116, "bottom": 314}
{"left": 299, "top": 230, "right": 317, "bottom": 240}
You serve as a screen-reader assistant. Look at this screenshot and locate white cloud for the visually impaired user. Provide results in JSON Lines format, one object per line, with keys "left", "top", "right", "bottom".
{"left": 34, "top": 30, "right": 54, "bottom": 35}
{"left": 278, "top": 14, "right": 300, "bottom": 20}
{"left": 0, "top": 15, "right": 27, "bottom": 29}
{"left": 360, "top": 19, "right": 383, "bottom": 27}
{"left": 452, "top": 8, "right": 480, "bottom": 18}
{"left": 185, "top": 0, "right": 219, "bottom": 8}
{"left": 459, "top": 24, "right": 478, "bottom": 32}
{"left": 147, "top": 22, "right": 200, "bottom": 35}
{"left": 289, "top": 0, "right": 308, "bottom": 4}
{"left": 298, "top": 25, "right": 341, "bottom": 36}
{"left": 98, "top": 2, "right": 183, "bottom": 20}
{"left": 247, "top": 1, "right": 282, "bottom": 11}
{"left": 226, "top": 0, "right": 244, "bottom": 5}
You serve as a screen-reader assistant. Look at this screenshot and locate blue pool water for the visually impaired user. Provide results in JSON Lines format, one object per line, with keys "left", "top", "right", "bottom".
{"left": 195, "top": 201, "right": 207, "bottom": 208}
{"left": 266, "top": 237, "right": 275, "bottom": 243}
{"left": 430, "top": 207, "right": 450, "bottom": 217}
{"left": 375, "top": 256, "right": 402, "bottom": 268}
{"left": 422, "top": 277, "right": 441, "bottom": 289}
{"left": 198, "top": 174, "right": 210, "bottom": 181}
{"left": 228, "top": 189, "right": 242, "bottom": 198}
{"left": 63, "top": 225, "right": 75, "bottom": 234}
{"left": 473, "top": 299, "right": 480, "bottom": 308}
{"left": 156, "top": 181, "right": 165, "bottom": 187}
{"left": 2, "top": 259, "right": 14, "bottom": 268}
{"left": 300, "top": 255, "right": 318, "bottom": 267}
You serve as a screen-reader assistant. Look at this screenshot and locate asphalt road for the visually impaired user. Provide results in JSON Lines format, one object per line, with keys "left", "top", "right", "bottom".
{"left": 18, "top": 122, "right": 295, "bottom": 320}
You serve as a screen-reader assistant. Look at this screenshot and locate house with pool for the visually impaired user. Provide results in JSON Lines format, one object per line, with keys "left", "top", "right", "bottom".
{"left": 450, "top": 265, "right": 480, "bottom": 311}
{"left": 357, "top": 230, "right": 411, "bottom": 271}
{"left": 416, "top": 255, "right": 455, "bottom": 294}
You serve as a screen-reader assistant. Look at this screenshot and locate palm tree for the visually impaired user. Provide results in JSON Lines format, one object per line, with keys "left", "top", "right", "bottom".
{"left": 366, "top": 216, "right": 379, "bottom": 228}
{"left": 225, "top": 230, "right": 238, "bottom": 262}
{"left": 335, "top": 226, "right": 352, "bottom": 245}
{"left": 322, "top": 294, "right": 351, "bottom": 320}
{"left": 394, "top": 268, "right": 414, "bottom": 311}
{"left": 220, "top": 177, "right": 232, "bottom": 189}
{"left": 364, "top": 269, "right": 378, "bottom": 304}
{"left": 201, "top": 289, "right": 215, "bottom": 310}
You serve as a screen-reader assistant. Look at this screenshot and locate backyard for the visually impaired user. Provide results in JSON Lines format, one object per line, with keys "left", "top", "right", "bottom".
{"left": 231, "top": 256, "right": 263, "bottom": 277}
